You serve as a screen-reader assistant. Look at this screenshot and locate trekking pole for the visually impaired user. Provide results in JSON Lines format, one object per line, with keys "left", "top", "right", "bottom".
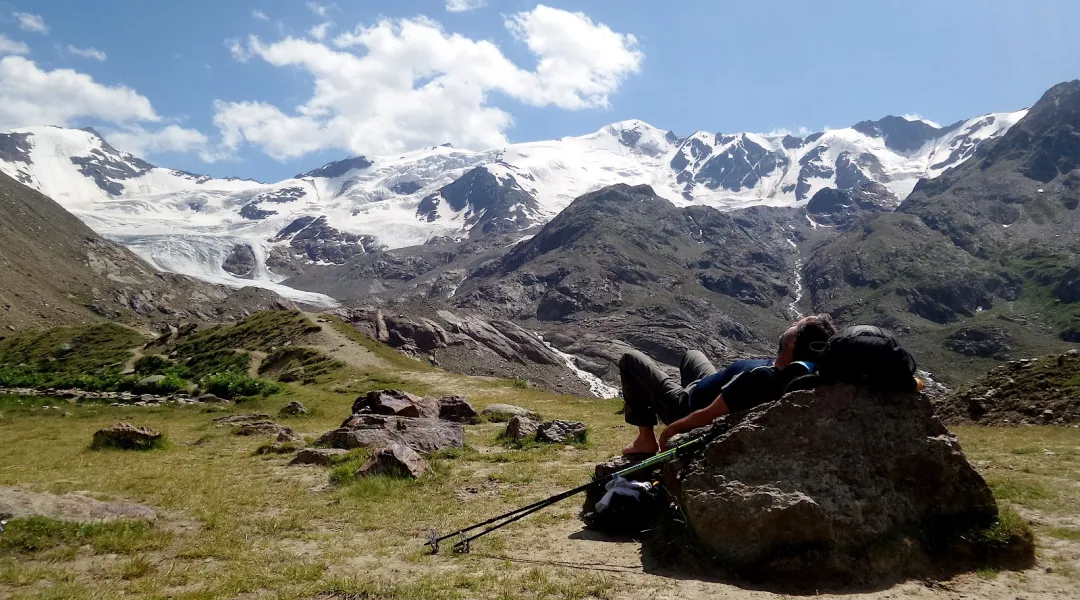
{"left": 425, "top": 432, "right": 713, "bottom": 554}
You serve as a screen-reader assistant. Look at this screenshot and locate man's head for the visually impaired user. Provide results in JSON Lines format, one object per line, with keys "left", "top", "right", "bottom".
{"left": 774, "top": 314, "right": 838, "bottom": 369}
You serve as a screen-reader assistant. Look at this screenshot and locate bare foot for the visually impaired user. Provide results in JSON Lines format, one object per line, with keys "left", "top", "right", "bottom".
{"left": 622, "top": 437, "right": 659, "bottom": 456}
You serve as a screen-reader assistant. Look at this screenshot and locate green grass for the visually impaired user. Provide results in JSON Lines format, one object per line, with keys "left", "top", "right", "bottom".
{"left": 202, "top": 372, "right": 281, "bottom": 399}
{"left": 0, "top": 323, "right": 144, "bottom": 375}
{"left": 171, "top": 311, "right": 321, "bottom": 357}
{"left": 259, "top": 347, "right": 343, "bottom": 383}
{"left": 324, "top": 315, "right": 437, "bottom": 372}
{"left": 1045, "top": 526, "right": 1080, "bottom": 542}
{"left": 0, "top": 516, "right": 170, "bottom": 554}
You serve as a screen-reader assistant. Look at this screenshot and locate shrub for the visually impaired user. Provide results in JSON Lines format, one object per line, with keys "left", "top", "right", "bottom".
{"left": 202, "top": 372, "right": 281, "bottom": 399}
{"left": 133, "top": 355, "right": 170, "bottom": 375}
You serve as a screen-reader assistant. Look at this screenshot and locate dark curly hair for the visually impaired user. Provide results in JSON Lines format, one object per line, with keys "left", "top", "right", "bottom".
{"left": 788, "top": 314, "right": 838, "bottom": 363}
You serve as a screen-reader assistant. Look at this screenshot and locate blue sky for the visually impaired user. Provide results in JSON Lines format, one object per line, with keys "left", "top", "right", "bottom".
{"left": 1, "top": 0, "right": 1078, "bottom": 182}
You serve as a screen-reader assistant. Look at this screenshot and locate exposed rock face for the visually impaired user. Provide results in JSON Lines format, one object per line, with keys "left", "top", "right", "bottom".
{"left": 273, "top": 215, "right": 381, "bottom": 267}
{"left": 91, "top": 423, "right": 163, "bottom": 450}
{"left": 318, "top": 415, "right": 463, "bottom": 454}
{"left": 290, "top": 448, "right": 348, "bottom": 466}
{"left": 481, "top": 404, "right": 540, "bottom": 423}
{"left": 536, "top": 420, "right": 587, "bottom": 444}
{"left": 943, "top": 325, "right": 1014, "bottom": 360}
{"left": 352, "top": 390, "right": 439, "bottom": 419}
{"left": 356, "top": 443, "right": 431, "bottom": 479}
{"left": 437, "top": 396, "right": 479, "bottom": 423}
{"left": 805, "top": 183, "right": 896, "bottom": 229}
{"left": 667, "top": 384, "right": 1003, "bottom": 581}
{"left": 936, "top": 350, "right": 1080, "bottom": 425}
{"left": 503, "top": 416, "right": 539, "bottom": 442}
{"left": 416, "top": 166, "right": 540, "bottom": 236}
{"left": 223, "top": 244, "right": 257, "bottom": 277}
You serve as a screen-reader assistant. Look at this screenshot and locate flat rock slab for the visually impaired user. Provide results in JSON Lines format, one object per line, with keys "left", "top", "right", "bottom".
{"left": 536, "top": 420, "right": 587, "bottom": 444}
{"left": 290, "top": 448, "right": 349, "bottom": 466}
{"left": 481, "top": 403, "right": 540, "bottom": 423}
{"left": 318, "top": 415, "right": 463, "bottom": 455}
{"left": 0, "top": 486, "right": 157, "bottom": 522}
{"left": 236, "top": 421, "right": 298, "bottom": 441}
{"left": 91, "top": 423, "right": 162, "bottom": 451}
{"left": 213, "top": 413, "right": 270, "bottom": 426}
{"left": 356, "top": 443, "right": 431, "bottom": 479}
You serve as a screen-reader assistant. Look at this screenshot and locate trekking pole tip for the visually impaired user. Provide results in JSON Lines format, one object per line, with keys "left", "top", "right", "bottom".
{"left": 425, "top": 529, "right": 440, "bottom": 554}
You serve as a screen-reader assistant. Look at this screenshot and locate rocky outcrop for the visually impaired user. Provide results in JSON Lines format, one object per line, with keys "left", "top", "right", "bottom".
{"left": 943, "top": 325, "right": 1014, "bottom": 360}
{"left": 279, "top": 401, "right": 308, "bottom": 416}
{"left": 936, "top": 350, "right": 1080, "bottom": 425}
{"left": 223, "top": 244, "right": 257, "bottom": 277}
{"left": 436, "top": 396, "right": 479, "bottom": 423}
{"left": 91, "top": 423, "right": 163, "bottom": 451}
{"left": 318, "top": 415, "right": 463, "bottom": 454}
{"left": 665, "top": 384, "right": 1020, "bottom": 582}
{"left": 352, "top": 390, "right": 439, "bottom": 419}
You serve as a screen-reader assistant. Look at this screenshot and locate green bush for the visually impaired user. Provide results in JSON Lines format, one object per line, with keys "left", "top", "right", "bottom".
{"left": 202, "top": 372, "right": 281, "bottom": 399}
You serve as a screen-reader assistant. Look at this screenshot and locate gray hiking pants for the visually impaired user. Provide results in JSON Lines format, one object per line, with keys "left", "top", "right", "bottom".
{"left": 619, "top": 350, "right": 716, "bottom": 427}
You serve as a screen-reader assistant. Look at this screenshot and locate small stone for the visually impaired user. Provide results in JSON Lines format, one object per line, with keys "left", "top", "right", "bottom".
{"left": 290, "top": 448, "right": 348, "bottom": 466}
{"left": 503, "top": 416, "right": 539, "bottom": 442}
{"left": 356, "top": 443, "right": 430, "bottom": 479}
{"left": 279, "top": 401, "right": 308, "bottom": 416}
{"left": 481, "top": 403, "right": 540, "bottom": 423}
{"left": 536, "top": 420, "right": 587, "bottom": 444}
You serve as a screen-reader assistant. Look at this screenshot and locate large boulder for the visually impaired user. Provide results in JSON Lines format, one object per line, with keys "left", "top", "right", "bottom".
{"left": 437, "top": 395, "right": 480, "bottom": 423}
{"left": 318, "top": 415, "right": 463, "bottom": 455}
{"left": 536, "top": 420, "right": 587, "bottom": 444}
{"left": 91, "top": 423, "right": 163, "bottom": 451}
{"left": 502, "top": 416, "right": 539, "bottom": 442}
{"left": 665, "top": 384, "right": 1019, "bottom": 582}
{"left": 356, "top": 443, "right": 431, "bottom": 479}
{"left": 352, "top": 390, "right": 438, "bottom": 419}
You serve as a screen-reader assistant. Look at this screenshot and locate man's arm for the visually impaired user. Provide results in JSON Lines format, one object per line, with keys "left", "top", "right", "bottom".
{"left": 658, "top": 394, "right": 730, "bottom": 449}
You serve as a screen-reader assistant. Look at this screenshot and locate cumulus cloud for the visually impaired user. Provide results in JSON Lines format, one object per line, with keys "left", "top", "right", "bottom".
{"left": 446, "top": 0, "right": 486, "bottom": 12}
{"left": 253, "top": 10, "right": 269, "bottom": 21}
{"left": 0, "top": 55, "right": 157, "bottom": 129}
{"left": 67, "top": 45, "right": 107, "bottom": 61}
{"left": 105, "top": 124, "right": 211, "bottom": 159}
{"left": 215, "top": 5, "right": 643, "bottom": 160}
{"left": 309, "top": 22, "right": 333, "bottom": 41}
{"left": 13, "top": 12, "right": 47, "bottom": 34}
{"left": 0, "top": 34, "right": 30, "bottom": 55}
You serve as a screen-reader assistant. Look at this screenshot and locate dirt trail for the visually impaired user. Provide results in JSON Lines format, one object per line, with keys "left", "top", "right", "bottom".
{"left": 247, "top": 350, "right": 268, "bottom": 377}
{"left": 302, "top": 313, "right": 385, "bottom": 370}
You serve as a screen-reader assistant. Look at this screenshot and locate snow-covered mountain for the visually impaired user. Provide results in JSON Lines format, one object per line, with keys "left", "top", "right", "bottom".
{"left": 0, "top": 110, "right": 1026, "bottom": 300}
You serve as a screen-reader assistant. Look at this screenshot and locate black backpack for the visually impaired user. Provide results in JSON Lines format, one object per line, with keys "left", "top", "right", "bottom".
{"left": 787, "top": 325, "right": 919, "bottom": 393}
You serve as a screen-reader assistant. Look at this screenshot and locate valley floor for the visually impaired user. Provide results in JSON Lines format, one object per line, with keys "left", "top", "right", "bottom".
{"left": 1, "top": 318, "right": 1078, "bottom": 600}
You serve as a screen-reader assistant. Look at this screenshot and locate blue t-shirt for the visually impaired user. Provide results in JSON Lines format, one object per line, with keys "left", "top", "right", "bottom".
{"left": 687, "top": 358, "right": 772, "bottom": 410}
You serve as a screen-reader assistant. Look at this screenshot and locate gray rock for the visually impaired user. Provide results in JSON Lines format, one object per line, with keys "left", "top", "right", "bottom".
{"left": 290, "top": 448, "right": 349, "bottom": 466}
{"left": 91, "top": 423, "right": 162, "bottom": 451}
{"left": 666, "top": 384, "right": 1005, "bottom": 580}
{"left": 279, "top": 401, "right": 308, "bottom": 416}
{"left": 197, "top": 393, "right": 229, "bottom": 404}
{"left": 352, "top": 389, "right": 438, "bottom": 419}
{"left": 437, "top": 395, "right": 479, "bottom": 423}
{"left": 132, "top": 375, "right": 166, "bottom": 394}
{"left": 213, "top": 413, "right": 270, "bottom": 426}
{"left": 536, "top": 420, "right": 587, "bottom": 444}
{"left": 481, "top": 403, "right": 540, "bottom": 423}
{"left": 318, "top": 415, "right": 463, "bottom": 455}
{"left": 503, "top": 416, "right": 539, "bottom": 442}
{"left": 235, "top": 420, "right": 297, "bottom": 440}
{"left": 356, "top": 443, "right": 431, "bottom": 479}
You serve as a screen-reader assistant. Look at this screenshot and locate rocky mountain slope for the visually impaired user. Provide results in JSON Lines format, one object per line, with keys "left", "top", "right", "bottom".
{"left": 0, "top": 171, "right": 295, "bottom": 332}
{"left": 0, "top": 109, "right": 1024, "bottom": 301}
{"left": 805, "top": 80, "right": 1080, "bottom": 384}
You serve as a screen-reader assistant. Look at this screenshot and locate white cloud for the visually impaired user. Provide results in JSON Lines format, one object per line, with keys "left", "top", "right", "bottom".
{"left": 105, "top": 124, "right": 212, "bottom": 159}
{"left": 253, "top": 9, "right": 270, "bottom": 21}
{"left": 309, "top": 22, "right": 333, "bottom": 41}
{"left": 227, "top": 38, "right": 250, "bottom": 62}
{"left": 0, "top": 34, "right": 30, "bottom": 55}
{"left": 306, "top": 2, "right": 329, "bottom": 17}
{"left": 13, "top": 12, "right": 47, "bottom": 34}
{"left": 215, "top": 5, "right": 643, "bottom": 160}
{"left": 901, "top": 113, "right": 942, "bottom": 128}
{"left": 0, "top": 55, "right": 157, "bottom": 130}
{"left": 446, "top": 0, "right": 486, "bottom": 12}
{"left": 67, "top": 45, "right": 107, "bottom": 61}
